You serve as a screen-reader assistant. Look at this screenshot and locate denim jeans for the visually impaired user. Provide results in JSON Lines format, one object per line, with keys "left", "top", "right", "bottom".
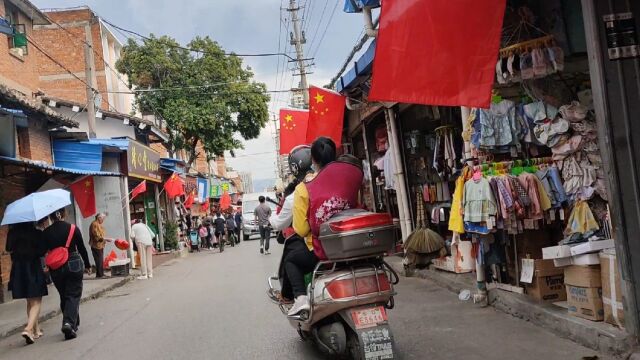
{"left": 259, "top": 225, "right": 271, "bottom": 251}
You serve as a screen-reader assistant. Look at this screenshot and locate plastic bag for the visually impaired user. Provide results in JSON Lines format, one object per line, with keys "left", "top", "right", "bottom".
{"left": 103, "top": 250, "right": 117, "bottom": 269}
{"left": 565, "top": 200, "right": 599, "bottom": 236}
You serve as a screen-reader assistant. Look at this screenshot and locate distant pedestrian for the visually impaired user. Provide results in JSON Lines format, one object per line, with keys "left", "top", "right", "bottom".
{"left": 254, "top": 196, "right": 272, "bottom": 254}
{"left": 214, "top": 212, "right": 226, "bottom": 252}
{"left": 131, "top": 219, "right": 155, "bottom": 279}
{"left": 225, "top": 213, "right": 237, "bottom": 245}
{"left": 43, "top": 208, "right": 91, "bottom": 340}
{"left": 6, "top": 222, "right": 48, "bottom": 344}
{"left": 198, "top": 223, "right": 208, "bottom": 249}
{"left": 234, "top": 208, "right": 242, "bottom": 241}
{"left": 89, "top": 213, "right": 112, "bottom": 278}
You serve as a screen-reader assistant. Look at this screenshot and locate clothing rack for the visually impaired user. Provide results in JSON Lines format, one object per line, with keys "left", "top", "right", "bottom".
{"left": 499, "top": 35, "right": 555, "bottom": 57}
{"left": 468, "top": 156, "right": 553, "bottom": 169}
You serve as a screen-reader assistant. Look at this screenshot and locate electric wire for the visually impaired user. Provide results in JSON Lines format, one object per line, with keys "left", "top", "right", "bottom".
{"left": 310, "top": 0, "right": 340, "bottom": 59}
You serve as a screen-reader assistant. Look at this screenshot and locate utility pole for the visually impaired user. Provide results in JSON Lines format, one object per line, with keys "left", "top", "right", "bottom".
{"left": 84, "top": 24, "right": 97, "bottom": 138}
{"left": 287, "top": 0, "right": 309, "bottom": 107}
{"left": 272, "top": 114, "right": 282, "bottom": 179}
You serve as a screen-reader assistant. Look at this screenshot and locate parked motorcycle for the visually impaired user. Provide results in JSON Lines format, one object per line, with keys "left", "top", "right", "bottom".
{"left": 268, "top": 209, "right": 399, "bottom": 359}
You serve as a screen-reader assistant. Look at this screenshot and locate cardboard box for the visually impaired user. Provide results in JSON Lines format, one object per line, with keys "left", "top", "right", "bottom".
{"left": 564, "top": 265, "right": 602, "bottom": 288}
{"left": 566, "top": 285, "right": 604, "bottom": 321}
{"left": 570, "top": 239, "right": 615, "bottom": 256}
{"left": 542, "top": 245, "right": 573, "bottom": 260}
{"left": 553, "top": 253, "right": 600, "bottom": 267}
{"left": 526, "top": 260, "right": 566, "bottom": 302}
{"left": 600, "top": 249, "right": 625, "bottom": 327}
{"left": 432, "top": 240, "right": 473, "bottom": 273}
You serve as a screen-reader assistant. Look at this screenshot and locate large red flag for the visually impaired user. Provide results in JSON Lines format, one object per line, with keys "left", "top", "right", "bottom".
{"left": 306, "top": 86, "right": 345, "bottom": 148}
{"left": 368, "top": 0, "right": 507, "bottom": 108}
{"left": 164, "top": 172, "right": 185, "bottom": 199}
{"left": 201, "top": 199, "right": 209, "bottom": 213}
{"left": 279, "top": 109, "right": 309, "bottom": 155}
{"left": 220, "top": 191, "right": 231, "bottom": 210}
{"left": 131, "top": 180, "right": 147, "bottom": 200}
{"left": 69, "top": 176, "right": 96, "bottom": 218}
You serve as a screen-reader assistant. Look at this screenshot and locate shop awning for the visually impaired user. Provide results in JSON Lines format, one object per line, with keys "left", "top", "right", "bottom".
{"left": 0, "top": 156, "right": 121, "bottom": 176}
{"left": 0, "top": 84, "right": 77, "bottom": 127}
{"left": 160, "top": 158, "right": 188, "bottom": 175}
{"left": 336, "top": 40, "right": 376, "bottom": 93}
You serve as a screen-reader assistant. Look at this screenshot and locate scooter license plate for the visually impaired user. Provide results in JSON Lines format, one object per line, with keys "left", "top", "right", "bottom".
{"left": 351, "top": 306, "right": 387, "bottom": 329}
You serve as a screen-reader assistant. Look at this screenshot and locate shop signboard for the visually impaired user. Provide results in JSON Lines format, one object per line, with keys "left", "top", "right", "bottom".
{"left": 185, "top": 176, "right": 198, "bottom": 196}
{"left": 197, "top": 178, "right": 208, "bottom": 203}
{"left": 127, "top": 140, "right": 161, "bottom": 182}
{"left": 210, "top": 177, "right": 221, "bottom": 198}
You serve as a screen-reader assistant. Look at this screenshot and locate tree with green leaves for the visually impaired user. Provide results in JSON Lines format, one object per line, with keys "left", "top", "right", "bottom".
{"left": 116, "top": 35, "right": 270, "bottom": 165}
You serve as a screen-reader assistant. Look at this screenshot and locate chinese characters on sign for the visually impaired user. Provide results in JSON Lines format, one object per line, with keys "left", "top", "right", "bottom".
{"left": 127, "top": 141, "right": 161, "bottom": 182}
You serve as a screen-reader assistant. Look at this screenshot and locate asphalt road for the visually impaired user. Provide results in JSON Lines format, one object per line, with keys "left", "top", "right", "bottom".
{"left": 0, "top": 240, "right": 607, "bottom": 360}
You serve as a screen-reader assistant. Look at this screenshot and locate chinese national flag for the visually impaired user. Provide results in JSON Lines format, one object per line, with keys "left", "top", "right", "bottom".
{"left": 69, "top": 176, "right": 97, "bottom": 218}
{"left": 368, "top": 0, "right": 506, "bottom": 108}
{"left": 184, "top": 191, "right": 195, "bottom": 209}
{"left": 131, "top": 180, "right": 147, "bottom": 200}
{"left": 201, "top": 199, "right": 209, "bottom": 213}
{"left": 279, "top": 109, "right": 309, "bottom": 155}
{"left": 164, "top": 172, "right": 185, "bottom": 199}
{"left": 306, "top": 86, "right": 345, "bottom": 148}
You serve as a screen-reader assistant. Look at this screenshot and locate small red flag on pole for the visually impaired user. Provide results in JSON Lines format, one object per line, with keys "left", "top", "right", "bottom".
{"left": 184, "top": 191, "right": 195, "bottom": 209}
{"left": 131, "top": 180, "right": 147, "bottom": 200}
{"left": 69, "top": 176, "right": 97, "bottom": 218}
{"left": 164, "top": 172, "right": 185, "bottom": 199}
{"left": 279, "top": 109, "right": 309, "bottom": 155}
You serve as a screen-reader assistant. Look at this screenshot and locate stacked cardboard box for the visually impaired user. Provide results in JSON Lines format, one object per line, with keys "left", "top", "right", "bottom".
{"left": 564, "top": 265, "right": 604, "bottom": 321}
{"left": 600, "top": 249, "right": 624, "bottom": 327}
{"left": 526, "top": 259, "right": 566, "bottom": 302}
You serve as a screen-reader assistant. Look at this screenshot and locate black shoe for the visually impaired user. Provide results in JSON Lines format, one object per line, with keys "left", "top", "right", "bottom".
{"left": 61, "top": 323, "right": 77, "bottom": 340}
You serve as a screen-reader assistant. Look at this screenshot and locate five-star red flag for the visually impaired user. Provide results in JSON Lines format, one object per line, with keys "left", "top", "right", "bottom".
{"left": 164, "top": 172, "right": 185, "bottom": 199}
{"left": 131, "top": 180, "right": 147, "bottom": 200}
{"left": 69, "top": 176, "right": 96, "bottom": 218}
{"left": 306, "top": 86, "right": 345, "bottom": 148}
{"left": 184, "top": 191, "right": 195, "bottom": 209}
{"left": 220, "top": 191, "right": 232, "bottom": 210}
{"left": 368, "top": 0, "right": 506, "bottom": 108}
{"left": 279, "top": 108, "right": 309, "bottom": 155}
{"left": 201, "top": 199, "right": 209, "bottom": 213}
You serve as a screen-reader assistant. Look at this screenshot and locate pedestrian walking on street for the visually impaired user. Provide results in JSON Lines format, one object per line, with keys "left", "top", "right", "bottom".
{"left": 254, "top": 196, "right": 272, "bottom": 254}
{"left": 234, "top": 208, "right": 242, "bottom": 242}
{"left": 43, "top": 208, "right": 91, "bottom": 340}
{"left": 5, "top": 221, "right": 48, "bottom": 344}
{"left": 89, "top": 213, "right": 112, "bottom": 278}
{"left": 225, "top": 213, "right": 237, "bottom": 245}
{"left": 198, "top": 223, "right": 208, "bottom": 249}
{"left": 214, "top": 212, "right": 226, "bottom": 252}
{"left": 131, "top": 219, "right": 155, "bottom": 279}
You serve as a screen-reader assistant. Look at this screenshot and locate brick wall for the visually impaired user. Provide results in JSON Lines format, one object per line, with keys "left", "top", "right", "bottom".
{"left": 0, "top": 1, "right": 43, "bottom": 95}
{"left": 216, "top": 157, "right": 227, "bottom": 178}
{"left": 26, "top": 118, "right": 53, "bottom": 163}
{"left": 33, "top": 9, "right": 110, "bottom": 110}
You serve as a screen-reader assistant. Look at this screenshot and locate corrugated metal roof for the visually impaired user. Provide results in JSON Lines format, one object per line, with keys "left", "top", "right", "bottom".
{"left": 336, "top": 40, "right": 376, "bottom": 93}
{"left": 0, "top": 156, "right": 121, "bottom": 176}
{"left": 53, "top": 141, "right": 103, "bottom": 171}
{"left": 83, "top": 138, "right": 130, "bottom": 150}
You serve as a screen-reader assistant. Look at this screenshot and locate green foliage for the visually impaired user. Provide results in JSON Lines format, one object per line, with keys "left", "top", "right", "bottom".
{"left": 163, "top": 220, "right": 179, "bottom": 250}
{"left": 116, "top": 35, "right": 270, "bottom": 164}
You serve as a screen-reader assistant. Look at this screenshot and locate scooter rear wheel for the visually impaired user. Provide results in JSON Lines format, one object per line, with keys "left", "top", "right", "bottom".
{"left": 346, "top": 330, "right": 365, "bottom": 360}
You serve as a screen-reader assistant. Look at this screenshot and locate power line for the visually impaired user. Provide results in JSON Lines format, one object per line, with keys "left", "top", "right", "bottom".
{"left": 101, "top": 17, "right": 298, "bottom": 61}
{"left": 306, "top": 0, "right": 329, "bottom": 52}
{"left": 311, "top": 0, "right": 340, "bottom": 59}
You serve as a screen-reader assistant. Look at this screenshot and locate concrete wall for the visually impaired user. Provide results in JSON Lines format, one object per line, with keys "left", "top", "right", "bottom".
{"left": 54, "top": 106, "right": 135, "bottom": 139}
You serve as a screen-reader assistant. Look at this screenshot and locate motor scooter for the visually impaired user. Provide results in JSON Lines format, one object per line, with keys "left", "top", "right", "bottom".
{"left": 268, "top": 209, "right": 399, "bottom": 359}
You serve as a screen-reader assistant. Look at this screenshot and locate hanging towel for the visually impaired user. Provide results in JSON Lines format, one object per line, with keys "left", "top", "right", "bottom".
{"left": 449, "top": 175, "right": 465, "bottom": 234}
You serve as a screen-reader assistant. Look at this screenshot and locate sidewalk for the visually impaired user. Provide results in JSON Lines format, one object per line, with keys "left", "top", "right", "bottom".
{"left": 385, "top": 255, "right": 633, "bottom": 357}
{"left": 0, "top": 274, "right": 132, "bottom": 339}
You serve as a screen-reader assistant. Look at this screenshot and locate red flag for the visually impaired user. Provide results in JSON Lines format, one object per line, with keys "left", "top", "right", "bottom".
{"left": 164, "top": 172, "right": 185, "bottom": 198}
{"left": 131, "top": 180, "right": 147, "bottom": 200}
{"left": 184, "top": 191, "right": 195, "bottom": 209}
{"left": 69, "top": 176, "right": 96, "bottom": 218}
{"left": 220, "top": 191, "right": 231, "bottom": 210}
{"left": 306, "top": 86, "right": 345, "bottom": 148}
{"left": 279, "top": 109, "right": 309, "bottom": 154}
{"left": 201, "top": 199, "right": 209, "bottom": 213}
{"left": 368, "top": 0, "right": 507, "bottom": 108}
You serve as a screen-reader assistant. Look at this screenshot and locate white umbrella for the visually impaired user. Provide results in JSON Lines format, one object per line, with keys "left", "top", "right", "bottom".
{"left": 1, "top": 189, "right": 71, "bottom": 225}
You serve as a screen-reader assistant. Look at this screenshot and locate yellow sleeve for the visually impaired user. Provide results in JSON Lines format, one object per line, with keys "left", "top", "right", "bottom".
{"left": 293, "top": 182, "right": 311, "bottom": 238}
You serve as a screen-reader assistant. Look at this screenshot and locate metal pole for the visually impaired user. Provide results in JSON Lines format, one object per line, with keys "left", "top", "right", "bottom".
{"left": 288, "top": 0, "right": 309, "bottom": 106}
{"left": 154, "top": 183, "right": 165, "bottom": 252}
{"left": 120, "top": 176, "right": 135, "bottom": 267}
{"left": 384, "top": 107, "right": 412, "bottom": 241}
{"left": 84, "top": 24, "right": 97, "bottom": 138}
{"left": 361, "top": 121, "right": 376, "bottom": 211}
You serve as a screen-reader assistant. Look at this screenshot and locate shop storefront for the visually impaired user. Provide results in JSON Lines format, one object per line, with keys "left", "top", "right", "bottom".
{"left": 125, "top": 140, "right": 163, "bottom": 251}
{"left": 337, "top": 0, "right": 640, "bottom": 350}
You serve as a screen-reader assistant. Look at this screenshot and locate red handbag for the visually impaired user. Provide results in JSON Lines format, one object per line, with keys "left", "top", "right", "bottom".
{"left": 45, "top": 224, "right": 76, "bottom": 270}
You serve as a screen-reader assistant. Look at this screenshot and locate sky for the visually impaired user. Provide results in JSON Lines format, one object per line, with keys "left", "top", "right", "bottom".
{"left": 32, "top": 0, "right": 367, "bottom": 183}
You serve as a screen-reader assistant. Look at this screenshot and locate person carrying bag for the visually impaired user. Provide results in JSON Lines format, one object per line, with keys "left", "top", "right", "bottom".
{"left": 43, "top": 209, "right": 91, "bottom": 341}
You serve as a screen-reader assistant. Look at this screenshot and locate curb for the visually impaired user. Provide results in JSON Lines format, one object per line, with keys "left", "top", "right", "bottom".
{"left": 0, "top": 276, "right": 134, "bottom": 340}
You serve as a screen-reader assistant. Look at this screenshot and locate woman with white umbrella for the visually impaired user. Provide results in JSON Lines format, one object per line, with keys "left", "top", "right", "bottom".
{"left": 5, "top": 220, "right": 48, "bottom": 344}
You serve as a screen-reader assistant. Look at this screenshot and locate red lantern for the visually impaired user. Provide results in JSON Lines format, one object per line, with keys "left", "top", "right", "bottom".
{"left": 115, "top": 239, "right": 130, "bottom": 250}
